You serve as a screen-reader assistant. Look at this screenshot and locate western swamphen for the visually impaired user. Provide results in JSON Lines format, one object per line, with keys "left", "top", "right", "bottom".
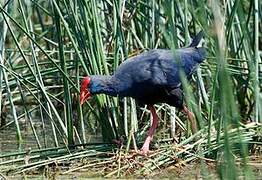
{"left": 80, "top": 31, "right": 206, "bottom": 155}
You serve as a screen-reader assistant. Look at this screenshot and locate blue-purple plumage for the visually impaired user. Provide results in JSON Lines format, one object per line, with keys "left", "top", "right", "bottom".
{"left": 89, "top": 32, "right": 206, "bottom": 109}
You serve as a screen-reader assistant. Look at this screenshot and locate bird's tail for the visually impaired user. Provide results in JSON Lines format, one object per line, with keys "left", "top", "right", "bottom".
{"left": 189, "top": 30, "right": 204, "bottom": 47}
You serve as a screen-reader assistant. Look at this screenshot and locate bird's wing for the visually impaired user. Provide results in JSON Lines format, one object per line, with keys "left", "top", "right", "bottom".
{"left": 113, "top": 48, "right": 206, "bottom": 89}
{"left": 156, "top": 47, "right": 206, "bottom": 86}
{"left": 174, "top": 47, "right": 206, "bottom": 77}
{"left": 114, "top": 50, "right": 180, "bottom": 88}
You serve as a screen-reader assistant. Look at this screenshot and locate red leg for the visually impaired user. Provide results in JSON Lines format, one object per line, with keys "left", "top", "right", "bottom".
{"left": 141, "top": 105, "right": 159, "bottom": 155}
{"left": 182, "top": 106, "right": 197, "bottom": 134}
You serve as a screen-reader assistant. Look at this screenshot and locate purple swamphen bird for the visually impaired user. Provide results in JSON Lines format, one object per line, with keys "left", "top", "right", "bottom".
{"left": 80, "top": 31, "right": 206, "bottom": 155}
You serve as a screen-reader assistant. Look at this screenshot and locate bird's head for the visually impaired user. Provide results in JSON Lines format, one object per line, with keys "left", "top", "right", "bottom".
{"left": 80, "top": 76, "right": 91, "bottom": 105}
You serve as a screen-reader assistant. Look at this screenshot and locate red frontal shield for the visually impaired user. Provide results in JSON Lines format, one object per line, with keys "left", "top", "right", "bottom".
{"left": 80, "top": 77, "right": 91, "bottom": 105}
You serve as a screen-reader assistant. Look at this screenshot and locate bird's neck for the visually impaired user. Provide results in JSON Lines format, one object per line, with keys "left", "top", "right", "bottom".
{"left": 89, "top": 75, "right": 118, "bottom": 96}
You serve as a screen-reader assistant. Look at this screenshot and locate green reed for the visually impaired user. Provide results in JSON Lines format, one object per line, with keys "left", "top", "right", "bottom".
{"left": 0, "top": 0, "right": 261, "bottom": 178}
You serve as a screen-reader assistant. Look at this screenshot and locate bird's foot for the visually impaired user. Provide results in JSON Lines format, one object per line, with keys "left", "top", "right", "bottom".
{"left": 140, "top": 145, "right": 150, "bottom": 156}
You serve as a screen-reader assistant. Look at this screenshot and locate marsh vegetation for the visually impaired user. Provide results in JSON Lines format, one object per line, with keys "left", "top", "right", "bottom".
{"left": 0, "top": 0, "right": 261, "bottom": 178}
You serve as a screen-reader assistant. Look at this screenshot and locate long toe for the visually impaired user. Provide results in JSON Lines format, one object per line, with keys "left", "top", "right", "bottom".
{"left": 140, "top": 146, "right": 150, "bottom": 156}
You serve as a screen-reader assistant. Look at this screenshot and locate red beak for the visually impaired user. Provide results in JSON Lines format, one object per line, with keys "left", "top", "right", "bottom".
{"left": 80, "top": 89, "right": 91, "bottom": 105}
{"left": 80, "top": 77, "right": 91, "bottom": 105}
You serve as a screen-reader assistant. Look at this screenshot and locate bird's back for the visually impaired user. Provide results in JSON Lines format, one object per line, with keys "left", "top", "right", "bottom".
{"left": 111, "top": 31, "right": 206, "bottom": 106}
{"left": 111, "top": 47, "right": 206, "bottom": 106}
